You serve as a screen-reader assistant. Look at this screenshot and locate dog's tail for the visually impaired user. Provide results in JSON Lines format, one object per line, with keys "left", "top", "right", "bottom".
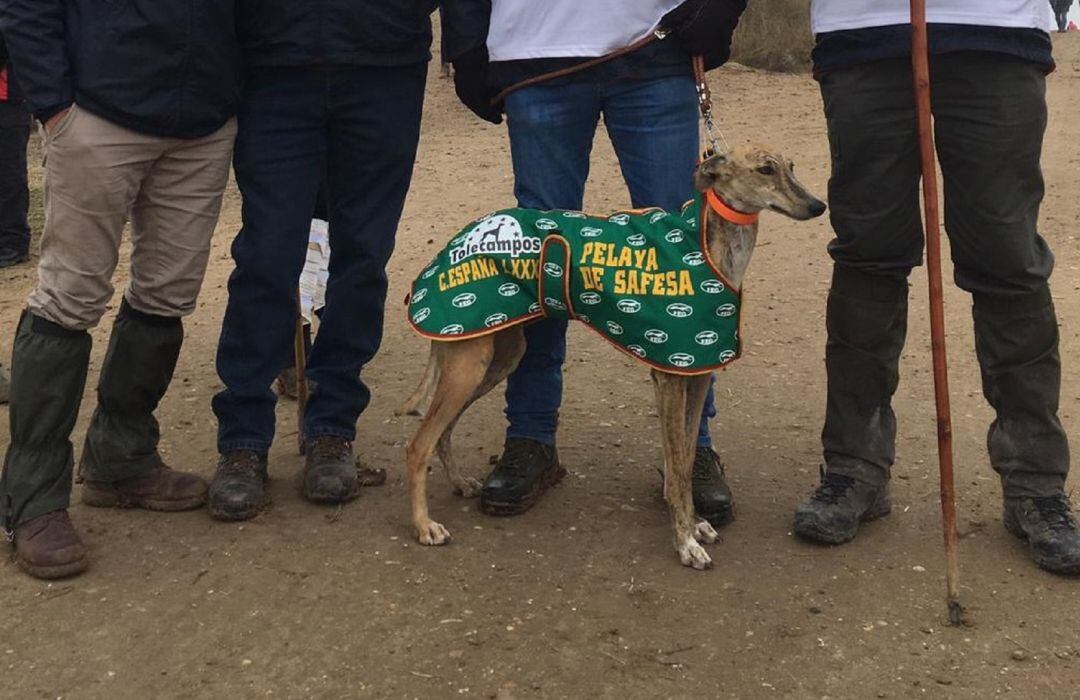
{"left": 396, "top": 343, "right": 439, "bottom": 417}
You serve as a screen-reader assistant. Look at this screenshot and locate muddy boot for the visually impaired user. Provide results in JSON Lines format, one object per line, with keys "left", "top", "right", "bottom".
{"left": 12, "top": 510, "right": 88, "bottom": 579}
{"left": 79, "top": 300, "right": 205, "bottom": 500}
{"left": 793, "top": 468, "right": 892, "bottom": 544}
{"left": 1, "top": 312, "right": 91, "bottom": 547}
{"left": 208, "top": 451, "right": 269, "bottom": 521}
{"left": 480, "top": 437, "right": 565, "bottom": 516}
{"left": 972, "top": 287, "right": 1070, "bottom": 500}
{"left": 819, "top": 266, "right": 909, "bottom": 488}
{"left": 1003, "top": 494, "right": 1080, "bottom": 575}
{"left": 693, "top": 447, "right": 734, "bottom": 527}
{"left": 83, "top": 465, "right": 207, "bottom": 511}
{"left": 302, "top": 436, "right": 359, "bottom": 504}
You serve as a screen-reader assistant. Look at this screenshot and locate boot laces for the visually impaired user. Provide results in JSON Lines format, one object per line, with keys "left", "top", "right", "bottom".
{"left": 497, "top": 440, "right": 544, "bottom": 475}
{"left": 1030, "top": 495, "right": 1078, "bottom": 532}
{"left": 308, "top": 437, "right": 352, "bottom": 465}
{"left": 693, "top": 448, "right": 726, "bottom": 481}
{"left": 811, "top": 469, "right": 857, "bottom": 506}
{"left": 218, "top": 451, "right": 264, "bottom": 477}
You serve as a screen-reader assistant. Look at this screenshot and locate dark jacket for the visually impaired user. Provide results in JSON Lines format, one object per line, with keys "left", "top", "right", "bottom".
{"left": 0, "top": 0, "right": 241, "bottom": 138}
{"left": 238, "top": 0, "right": 489, "bottom": 68}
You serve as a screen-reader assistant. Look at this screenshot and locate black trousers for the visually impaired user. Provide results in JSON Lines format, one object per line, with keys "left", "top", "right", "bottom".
{"left": 0, "top": 100, "right": 30, "bottom": 255}
{"left": 818, "top": 52, "right": 1069, "bottom": 497}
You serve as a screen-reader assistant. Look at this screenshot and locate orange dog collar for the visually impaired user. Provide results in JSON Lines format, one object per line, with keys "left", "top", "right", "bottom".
{"left": 706, "top": 190, "right": 759, "bottom": 226}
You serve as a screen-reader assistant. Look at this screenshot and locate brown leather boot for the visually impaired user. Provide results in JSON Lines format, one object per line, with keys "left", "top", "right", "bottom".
{"left": 12, "top": 510, "right": 88, "bottom": 579}
{"left": 82, "top": 465, "right": 208, "bottom": 511}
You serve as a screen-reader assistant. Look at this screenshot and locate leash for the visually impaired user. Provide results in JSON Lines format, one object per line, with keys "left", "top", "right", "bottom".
{"left": 488, "top": 30, "right": 730, "bottom": 160}
{"left": 910, "top": 0, "right": 963, "bottom": 627}
{"left": 692, "top": 54, "right": 729, "bottom": 157}
{"left": 490, "top": 31, "right": 662, "bottom": 106}
{"left": 490, "top": 37, "right": 730, "bottom": 162}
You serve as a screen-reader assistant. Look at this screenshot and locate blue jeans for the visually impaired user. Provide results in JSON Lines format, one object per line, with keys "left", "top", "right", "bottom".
{"left": 213, "top": 64, "right": 426, "bottom": 453}
{"left": 503, "top": 75, "right": 717, "bottom": 448}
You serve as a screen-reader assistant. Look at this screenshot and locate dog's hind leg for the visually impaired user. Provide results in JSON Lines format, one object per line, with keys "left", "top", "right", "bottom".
{"left": 407, "top": 336, "right": 493, "bottom": 545}
{"left": 435, "top": 327, "right": 527, "bottom": 499}
{"left": 396, "top": 344, "right": 439, "bottom": 417}
{"left": 683, "top": 373, "right": 719, "bottom": 545}
{"left": 652, "top": 370, "right": 711, "bottom": 570}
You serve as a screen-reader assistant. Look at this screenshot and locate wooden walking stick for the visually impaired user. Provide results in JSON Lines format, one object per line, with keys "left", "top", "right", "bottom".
{"left": 910, "top": 0, "right": 963, "bottom": 626}
{"left": 294, "top": 289, "right": 310, "bottom": 455}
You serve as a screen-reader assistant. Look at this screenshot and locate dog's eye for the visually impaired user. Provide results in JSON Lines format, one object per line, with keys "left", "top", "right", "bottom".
{"left": 757, "top": 164, "right": 775, "bottom": 176}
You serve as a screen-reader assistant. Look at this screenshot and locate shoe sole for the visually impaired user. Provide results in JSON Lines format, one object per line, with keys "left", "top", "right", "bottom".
{"left": 16, "top": 555, "right": 88, "bottom": 580}
{"left": 480, "top": 465, "right": 567, "bottom": 517}
{"left": 699, "top": 504, "right": 735, "bottom": 528}
{"left": 302, "top": 483, "right": 361, "bottom": 505}
{"left": 1003, "top": 511, "right": 1080, "bottom": 576}
{"left": 208, "top": 492, "right": 271, "bottom": 522}
{"left": 793, "top": 499, "right": 892, "bottom": 545}
{"left": 82, "top": 486, "right": 207, "bottom": 512}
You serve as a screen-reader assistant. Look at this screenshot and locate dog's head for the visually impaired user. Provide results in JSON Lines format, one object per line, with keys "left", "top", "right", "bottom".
{"left": 694, "top": 144, "right": 826, "bottom": 221}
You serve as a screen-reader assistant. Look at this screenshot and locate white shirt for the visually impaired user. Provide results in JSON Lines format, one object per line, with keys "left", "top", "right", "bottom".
{"left": 811, "top": 0, "right": 1051, "bottom": 34}
{"left": 487, "top": 0, "right": 684, "bottom": 62}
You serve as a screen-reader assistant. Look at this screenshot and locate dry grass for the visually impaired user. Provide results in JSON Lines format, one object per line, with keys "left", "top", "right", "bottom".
{"left": 731, "top": 0, "right": 813, "bottom": 73}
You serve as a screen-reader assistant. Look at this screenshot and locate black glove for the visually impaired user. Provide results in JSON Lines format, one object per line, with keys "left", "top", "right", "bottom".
{"left": 661, "top": 0, "right": 747, "bottom": 71}
{"left": 453, "top": 47, "right": 503, "bottom": 125}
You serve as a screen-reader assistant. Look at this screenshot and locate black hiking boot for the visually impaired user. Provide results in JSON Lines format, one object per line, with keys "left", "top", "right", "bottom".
{"left": 302, "top": 436, "right": 359, "bottom": 504}
{"left": 1003, "top": 494, "right": 1080, "bottom": 575}
{"left": 208, "top": 451, "right": 269, "bottom": 521}
{"left": 793, "top": 469, "right": 891, "bottom": 544}
{"left": 693, "top": 446, "right": 734, "bottom": 527}
{"left": 480, "top": 438, "right": 565, "bottom": 516}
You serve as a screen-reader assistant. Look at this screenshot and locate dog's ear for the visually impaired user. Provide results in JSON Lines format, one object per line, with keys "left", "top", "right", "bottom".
{"left": 694, "top": 152, "right": 729, "bottom": 192}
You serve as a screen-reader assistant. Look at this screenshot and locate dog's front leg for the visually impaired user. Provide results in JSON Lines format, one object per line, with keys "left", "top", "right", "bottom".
{"left": 652, "top": 370, "right": 711, "bottom": 570}
{"left": 684, "top": 373, "right": 719, "bottom": 546}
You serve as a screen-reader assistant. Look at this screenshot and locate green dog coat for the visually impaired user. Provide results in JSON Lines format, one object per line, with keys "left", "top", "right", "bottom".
{"left": 406, "top": 194, "right": 743, "bottom": 375}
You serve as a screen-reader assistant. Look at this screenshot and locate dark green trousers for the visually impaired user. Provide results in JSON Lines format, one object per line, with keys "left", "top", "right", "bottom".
{"left": 819, "top": 52, "right": 1069, "bottom": 498}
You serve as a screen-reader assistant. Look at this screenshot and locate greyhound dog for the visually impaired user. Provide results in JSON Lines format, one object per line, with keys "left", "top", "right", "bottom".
{"left": 399, "top": 145, "right": 826, "bottom": 569}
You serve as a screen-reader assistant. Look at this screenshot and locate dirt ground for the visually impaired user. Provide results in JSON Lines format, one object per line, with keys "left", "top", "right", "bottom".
{"left": 3, "top": 36, "right": 1080, "bottom": 700}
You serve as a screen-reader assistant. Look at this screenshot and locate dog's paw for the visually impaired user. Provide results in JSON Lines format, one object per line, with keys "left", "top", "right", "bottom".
{"left": 453, "top": 476, "right": 483, "bottom": 499}
{"left": 694, "top": 520, "right": 718, "bottom": 544}
{"left": 677, "top": 538, "right": 713, "bottom": 570}
{"left": 416, "top": 520, "right": 452, "bottom": 546}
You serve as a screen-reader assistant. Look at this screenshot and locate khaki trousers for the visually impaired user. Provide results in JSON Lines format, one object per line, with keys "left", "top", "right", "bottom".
{"left": 29, "top": 105, "right": 236, "bottom": 329}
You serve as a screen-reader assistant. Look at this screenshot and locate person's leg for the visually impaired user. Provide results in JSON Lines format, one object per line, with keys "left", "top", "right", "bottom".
{"left": 600, "top": 73, "right": 733, "bottom": 524}
{"left": 793, "top": 58, "right": 923, "bottom": 545}
{"left": 2, "top": 106, "right": 153, "bottom": 577}
{"left": 209, "top": 68, "right": 325, "bottom": 520}
{"left": 931, "top": 52, "right": 1077, "bottom": 573}
{"left": 503, "top": 81, "right": 600, "bottom": 444}
{"left": 79, "top": 118, "right": 236, "bottom": 510}
{"left": 212, "top": 69, "right": 325, "bottom": 455}
{"left": 0, "top": 100, "right": 30, "bottom": 266}
{"left": 479, "top": 81, "right": 600, "bottom": 515}
{"left": 294, "top": 63, "right": 426, "bottom": 502}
